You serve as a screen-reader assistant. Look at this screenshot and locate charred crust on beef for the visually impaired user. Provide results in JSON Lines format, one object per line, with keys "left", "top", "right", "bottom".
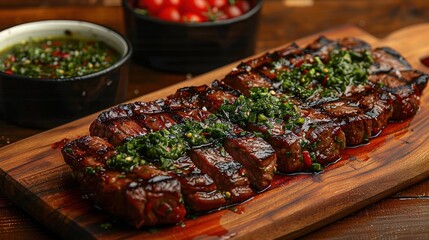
{"left": 62, "top": 36, "right": 428, "bottom": 228}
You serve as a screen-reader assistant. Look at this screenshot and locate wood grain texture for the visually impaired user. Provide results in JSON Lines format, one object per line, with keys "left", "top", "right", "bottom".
{"left": 1, "top": 24, "right": 429, "bottom": 239}
{"left": 300, "top": 198, "right": 429, "bottom": 240}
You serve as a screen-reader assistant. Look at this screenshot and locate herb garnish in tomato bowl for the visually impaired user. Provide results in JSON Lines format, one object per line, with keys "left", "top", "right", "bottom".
{"left": 0, "top": 37, "right": 119, "bottom": 79}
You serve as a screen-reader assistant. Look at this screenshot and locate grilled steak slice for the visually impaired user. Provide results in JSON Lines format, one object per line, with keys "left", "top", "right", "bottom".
{"left": 304, "top": 36, "right": 335, "bottom": 58}
{"left": 189, "top": 146, "right": 254, "bottom": 204}
{"left": 223, "top": 135, "right": 276, "bottom": 191}
{"left": 89, "top": 118, "right": 148, "bottom": 146}
{"left": 62, "top": 136, "right": 186, "bottom": 228}
{"left": 316, "top": 99, "right": 373, "bottom": 146}
{"left": 300, "top": 121, "right": 346, "bottom": 165}
{"left": 337, "top": 37, "right": 372, "bottom": 52}
{"left": 141, "top": 112, "right": 178, "bottom": 131}
{"left": 247, "top": 116, "right": 345, "bottom": 173}
{"left": 165, "top": 81, "right": 241, "bottom": 113}
{"left": 370, "top": 47, "right": 412, "bottom": 74}
{"left": 266, "top": 131, "right": 307, "bottom": 173}
{"left": 249, "top": 43, "right": 303, "bottom": 80}
{"left": 171, "top": 155, "right": 226, "bottom": 212}
{"left": 221, "top": 63, "right": 272, "bottom": 96}
{"left": 388, "top": 87, "right": 421, "bottom": 120}
{"left": 203, "top": 89, "right": 238, "bottom": 112}
{"left": 305, "top": 36, "right": 371, "bottom": 62}
{"left": 369, "top": 70, "right": 428, "bottom": 120}
{"left": 173, "top": 108, "right": 213, "bottom": 122}
{"left": 166, "top": 85, "right": 208, "bottom": 110}
{"left": 90, "top": 100, "right": 166, "bottom": 144}
{"left": 352, "top": 90, "right": 393, "bottom": 135}
{"left": 93, "top": 100, "right": 165, "bottom": 121}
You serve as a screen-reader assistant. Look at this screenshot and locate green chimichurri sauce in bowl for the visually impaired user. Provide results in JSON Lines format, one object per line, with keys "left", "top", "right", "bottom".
{"left": 0, "top": 20, "right": 132, "bottom": 129}
{"left": 0, "top": 38, "right": 120, "bottom": 79}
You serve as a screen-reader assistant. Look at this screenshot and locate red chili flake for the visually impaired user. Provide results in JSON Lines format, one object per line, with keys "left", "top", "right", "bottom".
{"left": 239, "top": 168, "right": 246, "bottom": 176}
{"left": 294, "top": 59, "right": 304, "bottom": 68}
{"left": 302, "top": 150, "right": 312, "bottom": 167}
{"left": 322, "top": 75, "right": 329, "bottom": 86}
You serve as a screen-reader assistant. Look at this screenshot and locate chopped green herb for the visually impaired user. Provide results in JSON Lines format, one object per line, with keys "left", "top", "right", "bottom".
{"left": 217, "top": 87, "right": 301, "bottom": 129}
{"left": 85, "top": 167, "right": 96, "bottom": 175}
{"left": 311, "top": 163, "right": 323, "bottom": 172}
{"left": 0, "top": 37, "right": 119, "bottom": 78}
{"left": 107, "top": 116, "right": 234, "bottom": 172}
{"left": 275, "top": 50, "right": 373, "bottom": 100}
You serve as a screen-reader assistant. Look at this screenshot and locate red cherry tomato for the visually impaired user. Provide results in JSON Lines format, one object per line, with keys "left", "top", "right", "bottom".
{"left": 222, "top": 4, "right": 242, "bottom": 19}
{"left": 181, "top": 0, "right": 208, "bottom": 15}
{"left": 183, "top": 12, "right": 203, "bottom": 22}
{"left": 162, "top": 0, "right": 181, "bottom": 8}
{"left": 302, "top": 151, "right": 313, "bottom": 167}
{"left": 207, "top": 0, "right": 227, "bottom": 9}
{"left": 138, "top": 0, "right": 164, "bottom": 14}
{"left": 158, "top": 7, "right": 182, "bottom": 21}
{"left": 136, "top": 0, "right": 251, "bottom": 22}
{"left": 236, "top": 0, "right": 250, "bottom": 13}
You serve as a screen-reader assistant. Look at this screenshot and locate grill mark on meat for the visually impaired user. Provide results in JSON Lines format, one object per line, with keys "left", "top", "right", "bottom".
{"left": 317, "top": 99, "right": 373, "bottom": 146}
{"left": 221, "top": 63, "right": 273, "bottom": 96}
{"left": 62, "top": 36, "right": 429, "bottom": 228}
{"left": 368, "top": 70, "right": 428, "bottom": 120}
{"left": 188, "top": 145, "right": 254, "bottom": 204}
{"left": 297, "top": 108, "right": 346, "bottom": 164}
{"left": 267, "top": 131, "right": 307, "bottom": 173}
{"left": 245, "top": 120, "right": 308, "bottom": 173}
{"left": 89, "top": 100, "right": 166, "bottom": 144}
{"left": 89, "top": 119, "right": 148, "bottom": 147}
{"left": 172, "top": 108, "right": 213, "bottom": 122}
{"left": 223, "top": 135, "right": 276, "bottom": 191}
{"left": 169, "top": 155, "right": 226, "bottom": 212}
{"left": 62, "top": 136, "right": 186, "bottom": 227}
{"left": 204, "top": 89, "right": 238, "bottom": 112}
{"left": 91, "top": 105, "right": 230, "bottom": 213}
{"left": 131, "top": 111, "right": 229, "bottom": 213}
{"left": 371, "top": 47, "right": 412, "bottom": 74}
{"left": 139, "top": 113, "right": 177, "bottom": 132}
{"left": 166, "top": 85, "right": 208, "bottom": 110}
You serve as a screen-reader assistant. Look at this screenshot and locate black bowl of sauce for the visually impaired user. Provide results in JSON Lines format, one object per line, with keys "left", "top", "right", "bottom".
{"left": 0, "top": 20, "right": 132, "bottom": 129}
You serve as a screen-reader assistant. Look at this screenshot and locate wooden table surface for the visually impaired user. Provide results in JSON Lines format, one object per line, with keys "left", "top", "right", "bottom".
{"left": 0, "top": 0, "right": 429, "bottom": 239}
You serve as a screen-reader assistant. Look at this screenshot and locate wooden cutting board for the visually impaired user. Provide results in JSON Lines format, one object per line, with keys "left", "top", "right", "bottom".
{"left": 1, "top": 24, "right": 429, "bottom": 239}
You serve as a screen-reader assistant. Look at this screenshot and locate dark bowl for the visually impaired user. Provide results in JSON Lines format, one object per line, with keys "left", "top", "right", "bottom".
{"left": 0, "top": 20, "right": 132, "bottom": 129}
{"left": 122, "top": 0, "right": 262, "bottom": 74}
